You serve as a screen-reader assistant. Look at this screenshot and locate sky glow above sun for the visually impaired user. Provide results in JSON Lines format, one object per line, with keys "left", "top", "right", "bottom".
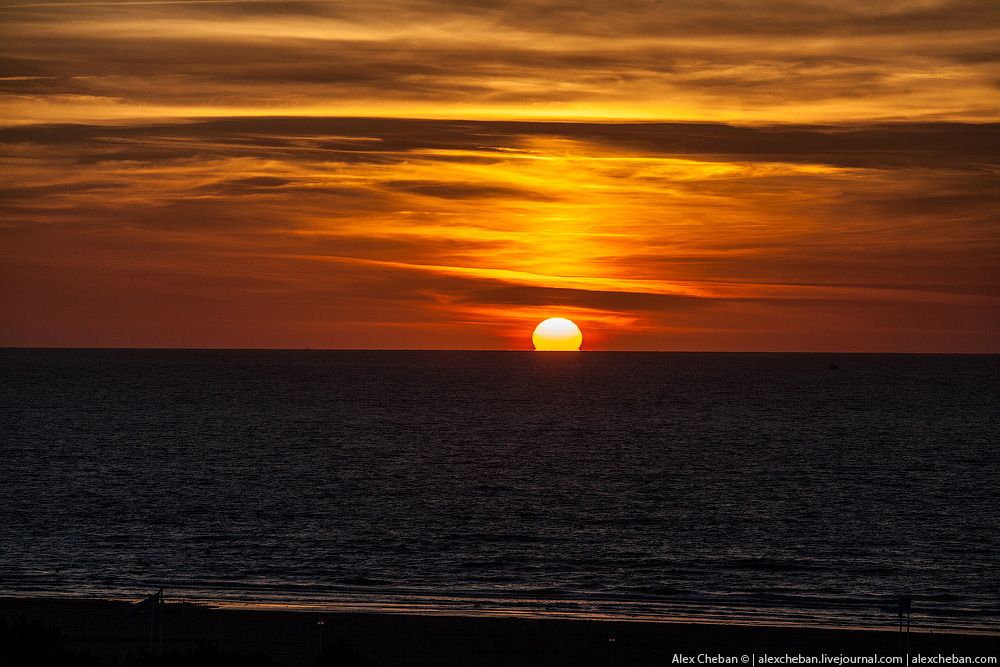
{"left": 0, "top": 1, "right": 998, "bottom": 351}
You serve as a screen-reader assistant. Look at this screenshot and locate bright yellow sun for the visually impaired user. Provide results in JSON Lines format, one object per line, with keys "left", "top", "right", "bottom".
{"left": 532, "top": 317, "right": 583, "bottom": 351}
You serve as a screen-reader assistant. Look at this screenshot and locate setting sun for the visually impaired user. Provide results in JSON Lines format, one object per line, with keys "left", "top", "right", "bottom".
{"left": 532, "top": 318, "right": 583, "bottom": 351}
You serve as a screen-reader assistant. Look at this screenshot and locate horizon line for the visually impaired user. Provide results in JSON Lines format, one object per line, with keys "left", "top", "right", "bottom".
{"left": 3, "top": 347, "right": 997, "bottom": 355}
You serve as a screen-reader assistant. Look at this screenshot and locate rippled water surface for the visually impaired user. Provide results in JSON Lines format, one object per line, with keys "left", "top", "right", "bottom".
{"left": 2, "top": 350, "right": 998, "bottom": 631}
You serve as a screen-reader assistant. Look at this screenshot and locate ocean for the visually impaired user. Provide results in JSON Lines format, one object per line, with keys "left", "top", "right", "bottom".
{"left": 2, "top": 350, "right": 998, "bottom": 632}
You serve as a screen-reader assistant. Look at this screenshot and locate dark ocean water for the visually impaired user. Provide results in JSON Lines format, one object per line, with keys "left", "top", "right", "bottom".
{"left": 2, "top": 350, "right": 998, "bottom": 632}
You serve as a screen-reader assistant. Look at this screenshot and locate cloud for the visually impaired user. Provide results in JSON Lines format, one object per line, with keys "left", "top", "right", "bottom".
{"left": 383, "top": 180, "right": 556, "bottom": 201}
{"left": 1, "top": 0, "right": 998, "bottom": 123}
{"left": 2, "top": 116, "right": 997, "bottom": 349}
{"left": 3, "top": 117, "right": 998, "bottom": 167}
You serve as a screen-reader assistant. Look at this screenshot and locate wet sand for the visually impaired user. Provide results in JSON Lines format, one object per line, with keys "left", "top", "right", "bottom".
{"left": 1, "top": 597, "right": 997, "bottom": 666}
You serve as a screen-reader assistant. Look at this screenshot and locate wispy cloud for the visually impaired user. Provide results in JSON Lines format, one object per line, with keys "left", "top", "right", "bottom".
{"left": 1, "top": 0, "right": 998, "bottom": 123}
{"left": 2, "top": 118, "right": 997, "bottom": 349}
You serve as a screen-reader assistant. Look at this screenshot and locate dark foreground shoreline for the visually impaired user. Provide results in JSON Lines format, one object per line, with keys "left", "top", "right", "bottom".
{"left": 2, "top": 597, "right": 997, "bottom": 666}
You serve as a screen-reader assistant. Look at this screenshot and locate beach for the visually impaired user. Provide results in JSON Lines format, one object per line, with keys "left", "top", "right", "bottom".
{"left": 2, "top": 597, "right": 997, "bottom": 666}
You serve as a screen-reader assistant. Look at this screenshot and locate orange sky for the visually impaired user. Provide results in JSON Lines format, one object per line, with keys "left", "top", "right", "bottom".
{"left": 1, "top": 1, "right": 998, "bottom": 350}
